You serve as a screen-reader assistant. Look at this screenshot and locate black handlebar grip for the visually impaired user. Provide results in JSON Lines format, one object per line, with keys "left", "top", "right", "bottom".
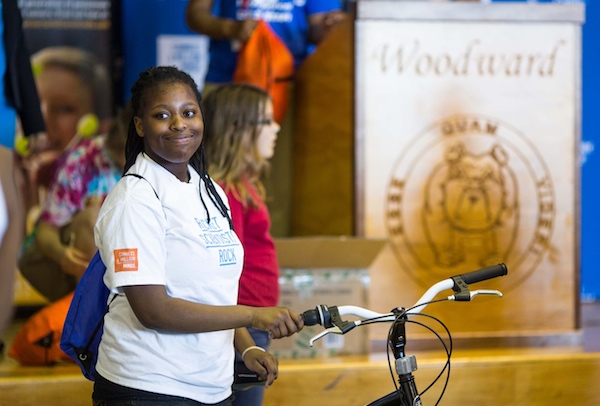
{"left": 302, "top": 309, "right": 321, "bottom": 326}
{"left": 460, "top": 263, "right": 508, "bottom": 285}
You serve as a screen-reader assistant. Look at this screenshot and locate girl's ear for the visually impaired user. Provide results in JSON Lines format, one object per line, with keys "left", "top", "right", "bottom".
{"left": 134, "top": 116, "right": 144, "bottom": 137}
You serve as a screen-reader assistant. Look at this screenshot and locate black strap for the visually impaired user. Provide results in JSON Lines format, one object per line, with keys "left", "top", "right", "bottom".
{"left": 124, "top": 173, "right": 159, "bottom": 199}
{"left": 83, "top": 294, "right": 118, "bottom": 353}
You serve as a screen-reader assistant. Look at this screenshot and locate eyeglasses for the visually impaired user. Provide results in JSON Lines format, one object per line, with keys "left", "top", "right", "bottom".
{"left": 254, "top": 118, "right": 274, "bottom": 126}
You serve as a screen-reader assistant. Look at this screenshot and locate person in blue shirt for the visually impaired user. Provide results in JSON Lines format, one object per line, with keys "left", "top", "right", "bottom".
{"left": 185, "top": 0, "right": 345, "bottom": 84}
{"left": 186, "top": 0, "right": 345, "bottom": 239}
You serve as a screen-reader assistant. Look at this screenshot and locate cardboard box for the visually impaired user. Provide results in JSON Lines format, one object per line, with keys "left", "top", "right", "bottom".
{"left": 270, "top": 237, "right": 386, "bottom": 359}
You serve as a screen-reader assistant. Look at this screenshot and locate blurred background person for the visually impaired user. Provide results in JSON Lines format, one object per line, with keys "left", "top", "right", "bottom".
{"left": 0, "top": 147, "right": 23, "bottom": 338}
{"left": 203, "top": 83, "right": 280, "bottom": 406}
{"left": 185, "top": 0, "right": 345, "bottom": 86}
{"left": 17, "top": 46, "right": 112, "bottom": 221}
{"left": 18, "top": 104, "right": 130, "bottom": 302}
{"left": 186, "top": 0, "right": 345, "bottom": 237}
{"left": 0, "top": 0, "right": 45, "bottom": 337}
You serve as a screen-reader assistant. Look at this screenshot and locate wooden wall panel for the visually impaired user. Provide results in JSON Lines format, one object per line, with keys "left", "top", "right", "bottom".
{"left": 291, "top": 18, "right": 354, "bottom": 236}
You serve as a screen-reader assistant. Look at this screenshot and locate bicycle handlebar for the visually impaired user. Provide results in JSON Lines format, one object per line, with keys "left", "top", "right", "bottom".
{"left": 302, "top": 263, "right": 508, "bottom": 331}
{"left": 459, "top": 263, "right": 507, "bottom": 284}
{"left": 299, "top": 263, "right": 508, "bottom": 405}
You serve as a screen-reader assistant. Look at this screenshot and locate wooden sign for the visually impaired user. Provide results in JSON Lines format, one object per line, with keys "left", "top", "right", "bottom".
{"left": 355, "top": 2, "right": 585, "bottom": 347}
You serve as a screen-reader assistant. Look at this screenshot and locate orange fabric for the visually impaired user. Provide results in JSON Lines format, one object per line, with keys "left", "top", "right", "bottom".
{"left": 9, "top": 292, "right": 74, "bottom": 366}
{"left": 233, "top": 20, "right": 294, "bottom": 124}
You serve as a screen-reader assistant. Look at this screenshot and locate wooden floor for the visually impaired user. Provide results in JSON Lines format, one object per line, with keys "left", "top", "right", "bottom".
{"left": 1, "top": 302, "right": 599, "bottom": 406}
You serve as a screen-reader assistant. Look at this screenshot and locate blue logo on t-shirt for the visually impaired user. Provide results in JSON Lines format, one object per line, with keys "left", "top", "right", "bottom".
{"left": 195, "top": 216, "right": 240, "bottom": 266}
{"left": 218, "top": 248, "right": 237, "bottom": 266}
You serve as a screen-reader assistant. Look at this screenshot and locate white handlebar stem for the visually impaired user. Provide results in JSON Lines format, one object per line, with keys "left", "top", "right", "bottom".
{"left": 336, "top": 305, "right": 395, "bottom": 322}
{"left": 409, "top": 279, "right": 454, "bottom": 314}
{"left": 336, "top": 278, "right": 455, "bottom": 320}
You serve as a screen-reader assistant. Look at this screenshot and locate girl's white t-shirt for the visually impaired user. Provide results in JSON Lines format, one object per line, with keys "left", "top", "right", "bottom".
{"left": 94, "top": 153, "right": 244, "bottom": 404}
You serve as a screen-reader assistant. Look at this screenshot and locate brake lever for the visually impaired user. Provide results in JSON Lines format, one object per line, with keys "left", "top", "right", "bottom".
{"left": 448, "top": 289, "right": 503, "bottom": 301}
{"left": 309, "top": 326, "right": 342, "bottom": 346}
{"left": 309, "top": 321, "right": 360, "bottom": 347}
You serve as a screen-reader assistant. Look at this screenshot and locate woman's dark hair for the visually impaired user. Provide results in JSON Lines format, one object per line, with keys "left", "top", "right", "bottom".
{"left": 124, "top": 66, "right": 232, "bottom": 229}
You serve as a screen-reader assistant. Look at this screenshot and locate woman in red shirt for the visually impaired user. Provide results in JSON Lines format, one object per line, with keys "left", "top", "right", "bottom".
{"left": 203, "top": 83, "right": 280, "bottom": 406}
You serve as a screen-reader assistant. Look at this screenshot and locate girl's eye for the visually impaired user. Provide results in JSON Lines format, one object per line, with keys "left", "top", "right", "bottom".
{"left": 155, "top": 112, "right": 169, "bottom": 119}
{"left": 184, "top": 110, "right": 196, "bottom": 118}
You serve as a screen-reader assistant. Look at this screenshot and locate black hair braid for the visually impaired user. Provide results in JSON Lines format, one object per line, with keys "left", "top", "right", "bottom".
{"left": 124, "top": 66, "right": 234, "bottom": 231}
{"left": 191, "top": 142, "right": 234, "bottom": 231}
{"left": 123, "top": 120, "right": 144, "bottom": 174}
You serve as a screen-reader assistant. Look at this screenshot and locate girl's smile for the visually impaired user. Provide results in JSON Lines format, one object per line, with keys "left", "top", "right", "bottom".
{"left": 134, "top": 82, "right": 203, "bottom": 181}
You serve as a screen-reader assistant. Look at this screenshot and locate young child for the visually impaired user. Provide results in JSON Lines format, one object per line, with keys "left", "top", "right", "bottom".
{"left": 16, "top": 46, "right": 111, "bottom": 231}
{"left": 92, "top": 66, "right": 303, "bottom": 406}
{"left": 18, "top": 105, "right": 130, "bottom": 302}
{"left": 202, "top": 83, "right": 281, "bottom": 406}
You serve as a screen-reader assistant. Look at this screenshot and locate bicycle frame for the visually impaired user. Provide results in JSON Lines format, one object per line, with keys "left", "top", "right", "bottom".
{"left": 365, "top": 313, "right": 423, "bottom": 406}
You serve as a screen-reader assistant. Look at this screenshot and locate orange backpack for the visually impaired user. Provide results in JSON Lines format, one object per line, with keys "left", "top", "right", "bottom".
{"left": 233, "top": 20, "right": 295, "bottom": 124}
{"left": 9, "top": 292, "right": 74, "bottom": 366}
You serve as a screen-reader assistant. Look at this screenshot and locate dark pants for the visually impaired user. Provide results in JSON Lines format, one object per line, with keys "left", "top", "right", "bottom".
{"left": 93, "top": 398, "right": 232, "bottom": 406}
{"left": 93, "top": 373, "right": 232, "bottom": 406}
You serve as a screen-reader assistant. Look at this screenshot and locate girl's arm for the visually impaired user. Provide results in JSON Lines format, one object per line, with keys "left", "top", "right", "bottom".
{"left": 123, "top": 284, "right": 303, "bottom": 338}
{"left": 234, "top": 327, "right": 279, "bottom": 388}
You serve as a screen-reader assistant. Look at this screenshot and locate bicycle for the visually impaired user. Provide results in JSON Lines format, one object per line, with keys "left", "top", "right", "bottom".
{"left": 300, "top": 263, "right": 508, "bottom": 406}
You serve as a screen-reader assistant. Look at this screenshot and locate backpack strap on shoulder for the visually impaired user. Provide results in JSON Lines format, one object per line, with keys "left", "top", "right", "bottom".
{"left": 124, "top": 173, "right": 159, "bottom": 199}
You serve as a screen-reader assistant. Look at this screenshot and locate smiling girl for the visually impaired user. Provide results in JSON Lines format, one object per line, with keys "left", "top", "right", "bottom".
{"left": 92, "top": 67, "right": 303, "bottom": 406}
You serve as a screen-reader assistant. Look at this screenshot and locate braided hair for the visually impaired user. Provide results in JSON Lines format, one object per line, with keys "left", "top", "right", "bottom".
{"left": 124, "top": 66, "right": 233, "bottom": 230}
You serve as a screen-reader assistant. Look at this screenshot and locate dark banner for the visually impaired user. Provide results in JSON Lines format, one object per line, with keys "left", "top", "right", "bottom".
{"left": 18, "top": 0, "right": 121, "bottom": 112}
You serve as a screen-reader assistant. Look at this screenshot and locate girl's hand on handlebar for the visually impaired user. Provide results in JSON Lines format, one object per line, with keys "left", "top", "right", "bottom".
{"left": 243, "top": 349, "right": 279, "bottom": 388}
{"left": 251, "top": 307, "right": 304, "bottom": 338}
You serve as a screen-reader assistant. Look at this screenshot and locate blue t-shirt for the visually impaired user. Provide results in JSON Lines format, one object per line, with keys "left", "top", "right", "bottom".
{"left": 0, "top": 2, "right": 17, "bottom": 149}
{"left": 206, "top": 0, "right": 341, "bottom": 83}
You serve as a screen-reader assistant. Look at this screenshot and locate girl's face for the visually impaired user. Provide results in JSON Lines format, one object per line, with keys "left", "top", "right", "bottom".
{"left": 134, "top": 82, "right": 203, "bottom": 177}
{"left": 255, "top": 100, "right": 279, "bottom": 159}
{"left": 36, "top": 66, "right": 94, "bottom": 151}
